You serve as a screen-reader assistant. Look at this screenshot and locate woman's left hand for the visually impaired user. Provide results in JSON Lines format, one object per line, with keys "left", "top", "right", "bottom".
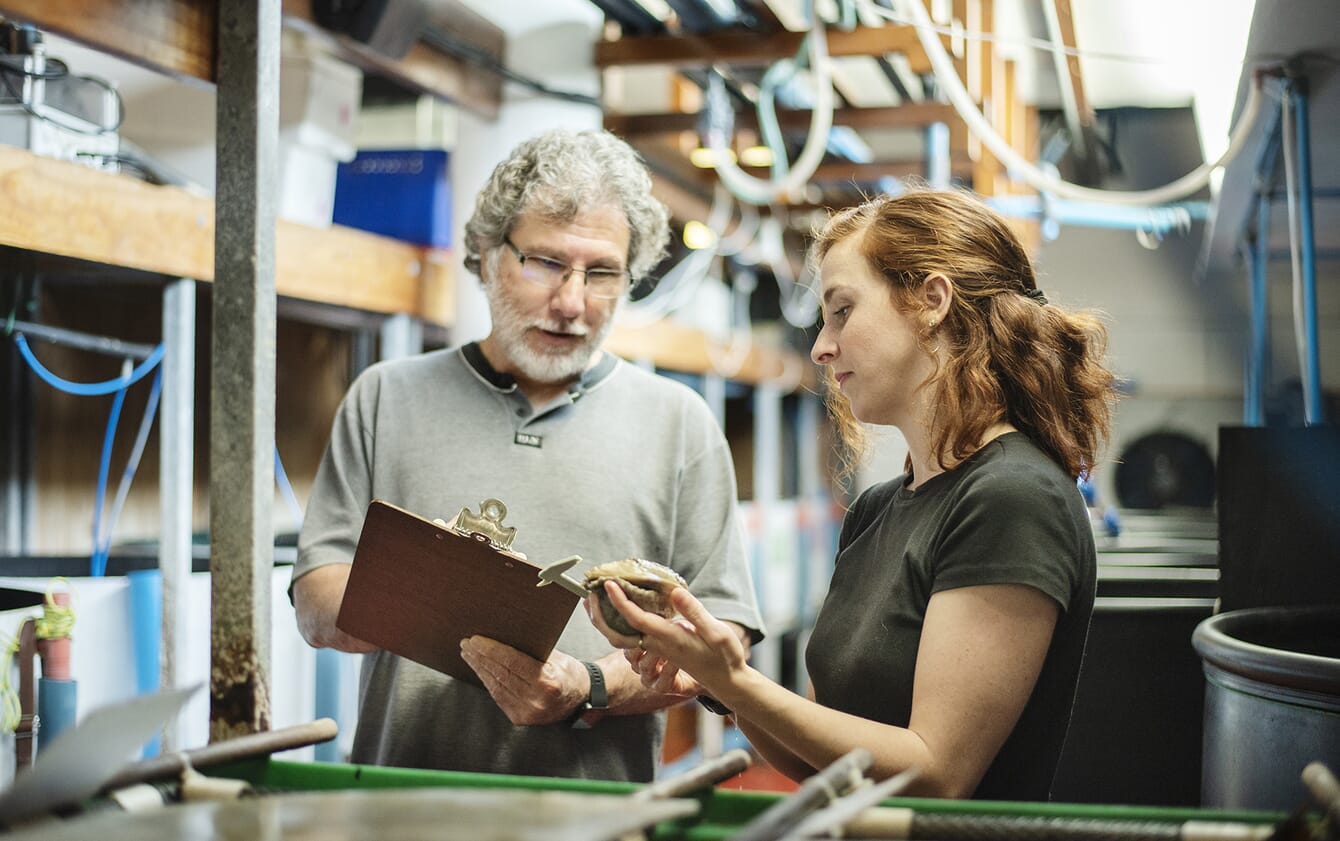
{"left": 586, "top": 580, "right": 748, "bottom": 702}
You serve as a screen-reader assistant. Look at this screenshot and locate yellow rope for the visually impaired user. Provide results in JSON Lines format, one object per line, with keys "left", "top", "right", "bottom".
{"left": 35, "top": 578, "right": 76, "bottom": 641}
{"left": 0, "top": 579, "right": 76, "bottom": 733}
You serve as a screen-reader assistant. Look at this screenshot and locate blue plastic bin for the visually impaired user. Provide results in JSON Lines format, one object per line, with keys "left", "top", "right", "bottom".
{"left": 333, "top": 149, "right": 451, "bottom": 247}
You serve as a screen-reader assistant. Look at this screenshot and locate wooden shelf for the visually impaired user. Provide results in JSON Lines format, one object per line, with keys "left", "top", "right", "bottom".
{"left": 0, "top": 144, "right": 814, "bottom": 388}
{"left": 0, "top": 145, "right": 454, "bottom": 325}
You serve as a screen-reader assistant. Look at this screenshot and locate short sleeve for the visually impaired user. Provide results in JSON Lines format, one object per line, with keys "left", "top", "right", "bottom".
{"left": 930, "top": 465, "right": 1084, "bottom": 612}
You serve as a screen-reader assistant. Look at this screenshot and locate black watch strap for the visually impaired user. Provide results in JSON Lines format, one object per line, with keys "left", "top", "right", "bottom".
{"left": 696, "top": 695, "right": 732, "bottom": 715}
{"left": 571, "top": 661, "right": 608, "bottom": 730}
{"left": 582, "top": 661, "right": 608, "bottom": 710}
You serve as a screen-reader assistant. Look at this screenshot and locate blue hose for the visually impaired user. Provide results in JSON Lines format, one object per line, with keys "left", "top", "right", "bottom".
{"left": 91, "top": 385, "right": 128, "bottom": 577}
{"left": 14, "top": 333, "right": 163, "bottom": 396}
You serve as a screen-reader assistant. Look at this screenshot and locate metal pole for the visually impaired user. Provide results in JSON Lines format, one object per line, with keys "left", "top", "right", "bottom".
{"left": 925, "top": 122, "right": 950, "bottom": 189}
{"left": 159, "top": 278, "right": 196, "bottom": 750}
{"left": 1289, "top": 82, "right": 1324, "bottom": 425}
{"left": 8, "top": 320, "right": 159, "bottom": 360}
{"left": 210, "top": 0, "right": 280, "bottom": 742}
{"left": 378, "top": 312, "right": 423, "bottom": 360}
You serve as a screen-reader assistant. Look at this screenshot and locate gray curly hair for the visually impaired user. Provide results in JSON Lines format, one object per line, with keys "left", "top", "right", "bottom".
{"left": 463, "top": 129, "right": 671, "bottom": 284}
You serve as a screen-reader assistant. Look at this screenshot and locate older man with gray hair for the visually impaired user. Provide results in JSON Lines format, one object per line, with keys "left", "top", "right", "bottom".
{"left": 292, "top": 129, "right": 763, "bottom": 782}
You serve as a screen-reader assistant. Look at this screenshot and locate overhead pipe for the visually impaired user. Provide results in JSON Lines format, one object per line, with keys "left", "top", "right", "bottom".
{"left": 1287, "top": 81, "right": 1324, "bottom": 425}
{"left": 987, "top": 196, "right": 1207, "bottom": 238}
{"left": 885, "top": 0, "right": 1267, "bottom": 206}
{"left": 1244, "top": 195, "right": 1270, "bottom": 427}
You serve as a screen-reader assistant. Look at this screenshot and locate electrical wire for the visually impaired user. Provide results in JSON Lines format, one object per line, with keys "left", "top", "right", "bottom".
{"left": 0, "top": 53, "right": 125, "bottom": 135}
{"left": 1279, "top": 85, "right": 1309, "bottom": 410}
{"left": 708, "top": 0, "right": 836, "bottom": 206}
{"left": 98, "top": 369, "right": 164, "bottom": 577}
{"left": 884, "top": 0, "right": 1267, "bottom": 207}
{"left": 860, "top": 2, "right": 1243, "bottom": 69}
{"left": 418, "top": 26, "right": 600, "bottom": 108}
{"left": 91, "top": 376, "right": 129, "bottom": 578}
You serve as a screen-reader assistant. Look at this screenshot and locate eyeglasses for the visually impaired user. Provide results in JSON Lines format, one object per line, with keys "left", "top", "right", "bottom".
{"left": 502, "top": 235, "right": 631, "bottom": 300}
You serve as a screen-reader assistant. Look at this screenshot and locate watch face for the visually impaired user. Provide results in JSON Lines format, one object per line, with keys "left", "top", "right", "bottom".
{"left": 572, "top": 705, "right": 606, "bottom": 730}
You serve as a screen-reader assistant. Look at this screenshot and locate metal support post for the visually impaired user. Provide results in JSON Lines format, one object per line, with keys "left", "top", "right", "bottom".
{"left": 210, "top": 0, "right": 280, "bottom": 742}
{"left": 925, "top": 122, "right": 951, "bottom": 189}
{"left": 159, "top": 278, "right": 196, "bottom": 750}
{"left": 379, "top": 312, "right": 423, "bottom": 361}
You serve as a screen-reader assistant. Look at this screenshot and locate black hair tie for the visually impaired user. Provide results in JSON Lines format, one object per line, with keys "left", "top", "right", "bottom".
{"left": 1023, "top": 288, "right": 1048, "bottom": 305}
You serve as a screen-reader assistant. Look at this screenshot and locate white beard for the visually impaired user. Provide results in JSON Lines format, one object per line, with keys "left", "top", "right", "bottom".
{"left": 487, "top": 290, "right": 618, "bottom": 384}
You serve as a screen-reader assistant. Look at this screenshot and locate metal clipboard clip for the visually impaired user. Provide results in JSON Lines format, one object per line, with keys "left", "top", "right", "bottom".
{"left": 448, "top": 498, "right": 527, "bottom": 559}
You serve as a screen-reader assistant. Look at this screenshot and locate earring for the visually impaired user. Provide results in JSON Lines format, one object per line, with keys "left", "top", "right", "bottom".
{"left": 928, "top": 318, "right": 937, "bottom": 329}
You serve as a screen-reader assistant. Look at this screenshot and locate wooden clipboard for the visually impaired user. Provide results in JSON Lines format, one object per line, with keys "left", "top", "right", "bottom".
{"left": 336, "top": 499, "right": 580, "bottom": 687}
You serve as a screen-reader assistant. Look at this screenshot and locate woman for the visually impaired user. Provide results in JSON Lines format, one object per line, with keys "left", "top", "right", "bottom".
{"left": 588, "top": 189, "right": 1116, "bottom": 800}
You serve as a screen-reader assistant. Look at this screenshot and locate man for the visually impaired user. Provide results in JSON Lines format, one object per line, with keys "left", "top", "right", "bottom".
{"left": 292, "top": 128, "right": 764, "bottom": 782}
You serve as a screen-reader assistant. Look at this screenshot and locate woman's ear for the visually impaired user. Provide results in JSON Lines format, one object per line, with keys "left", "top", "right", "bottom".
{"left": 921, "top": 273, "right": 954, "bottom": 322}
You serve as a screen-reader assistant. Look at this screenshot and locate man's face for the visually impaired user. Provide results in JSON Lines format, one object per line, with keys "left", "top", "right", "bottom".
{"left": 482, "top": 206, "right": 631, "bottom": 390}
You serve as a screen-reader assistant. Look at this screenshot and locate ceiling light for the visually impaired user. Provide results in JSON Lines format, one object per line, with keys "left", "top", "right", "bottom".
{"left": 690, "top": 146, "right": 737, "bottom": 168}
{"left": 682, "top": 220, "right": 716, "bottom": 249}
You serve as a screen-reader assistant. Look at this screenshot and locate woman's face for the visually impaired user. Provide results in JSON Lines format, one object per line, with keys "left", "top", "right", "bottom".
{"left": 810, "top": 236, "right": 937, "bottom": 428}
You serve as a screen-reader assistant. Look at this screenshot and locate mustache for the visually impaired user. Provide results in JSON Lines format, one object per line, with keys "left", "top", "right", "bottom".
{"left": 534, "top": 320, "right": 589, "bottom": 337}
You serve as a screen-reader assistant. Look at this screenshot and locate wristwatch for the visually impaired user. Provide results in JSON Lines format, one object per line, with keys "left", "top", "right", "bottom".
{"left": 571, "top": 661, "right": 608, "bottom": 730}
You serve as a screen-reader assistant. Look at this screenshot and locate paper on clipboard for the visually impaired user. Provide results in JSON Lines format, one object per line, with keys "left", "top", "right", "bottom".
{"left": 336, "top": 499, "right": 580, "bottom": 687}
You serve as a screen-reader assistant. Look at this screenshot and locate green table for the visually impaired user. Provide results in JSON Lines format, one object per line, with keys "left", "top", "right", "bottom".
{"left": 208, "top": 758, "right": 1286, "bottom": 841}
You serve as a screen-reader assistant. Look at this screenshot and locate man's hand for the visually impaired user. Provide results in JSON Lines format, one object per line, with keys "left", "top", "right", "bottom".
{"left": 459, "top": 636, "right": 588, "bottom": 726}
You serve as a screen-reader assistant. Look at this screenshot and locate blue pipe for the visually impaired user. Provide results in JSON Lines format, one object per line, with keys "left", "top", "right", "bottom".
{"left": 1289, "top": 83, "right": 1324, "bottom": 425}
{"left": 36, "top": 678, "right": 77, "bottom": 751}
{"left": 128, "top": 569, "right": 162, "bottom": 758}
{"left": 1246, "top": 195, "right": 1270, "bottom": 427}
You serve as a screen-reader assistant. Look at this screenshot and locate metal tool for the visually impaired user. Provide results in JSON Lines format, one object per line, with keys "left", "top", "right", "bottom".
{"left": 538, "top": 555, "right": 589, "bottom": 597}
{"left": 729, "top": 748, "right": 873, "bottom": 841}
{"left": 777, "top": 766, "right": 920, "bottom": 841}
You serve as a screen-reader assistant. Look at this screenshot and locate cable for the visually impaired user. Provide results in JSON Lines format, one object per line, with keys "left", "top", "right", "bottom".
{"left": 418, "top": 26, "right": 600, "bottom": 108}
{"left": 91, "top": 377, "right": 129, "bottom": 577}
{"left": 98, "top": 369, "right": 164, "bottom": 576}
{"left": 0, "top": 54, "right": 125, "bottom": 135}
{"left": 708, "top": 1, "right": 836, "bottom": 206}
{"left": 884, "top": 0, "right": 1268, "bottom": 207}
{"left": 14, "top": 333, "right": 164, "bottom": 396}
{"left": 1279, "top": 84, "right": 1309, "bottom": 409}
{"left": 860, "top": 2, "right": 1245, "bottom": 69}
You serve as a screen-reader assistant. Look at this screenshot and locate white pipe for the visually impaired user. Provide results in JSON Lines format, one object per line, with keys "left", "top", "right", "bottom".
{"left": 710, "top": 18, "right": 836, "bottom": 205}
{"left": 884, "top": 0, "right": 1265, "bottom": 207}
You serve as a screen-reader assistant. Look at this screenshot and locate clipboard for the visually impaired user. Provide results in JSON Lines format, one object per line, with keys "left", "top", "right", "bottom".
{"left": 336, "top": 499, "right": 581, "bottom": 687}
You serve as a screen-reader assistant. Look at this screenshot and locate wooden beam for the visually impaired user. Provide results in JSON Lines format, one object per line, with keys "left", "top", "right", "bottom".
{"left": 0, "top": 0, "right": 503, "bottom": 117}
{"left": 0, "top": 0, "right": 215, "bottom": 82}
{"left": 595, "top": 24, "right": 941, "bottom": 74}
{"left": 0, "top": 145, "right": 452, "bottom": 324}
{"left": 1048, "top": 0, "right": 1094, "bottom": 130}
{"left": 607, "top": 102, "right": 961, "bottom": 138}
{"left": 282, "top": 0, "right": 503, "bottom": 119}
{"left": 607, "top": 319, "right": 815, "bottom": 391}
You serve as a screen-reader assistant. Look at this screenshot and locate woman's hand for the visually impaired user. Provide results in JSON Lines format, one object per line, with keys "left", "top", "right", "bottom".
{"left": 586, "top": 580, "right": 748, "bottom": 703}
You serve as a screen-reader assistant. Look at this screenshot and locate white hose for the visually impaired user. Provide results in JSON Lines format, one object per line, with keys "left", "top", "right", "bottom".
{"left": 883, "top": 0, "right": 1265, "bottom": 206}
{"left": 709, "top": 13, "right": 836, "bottom": 205}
